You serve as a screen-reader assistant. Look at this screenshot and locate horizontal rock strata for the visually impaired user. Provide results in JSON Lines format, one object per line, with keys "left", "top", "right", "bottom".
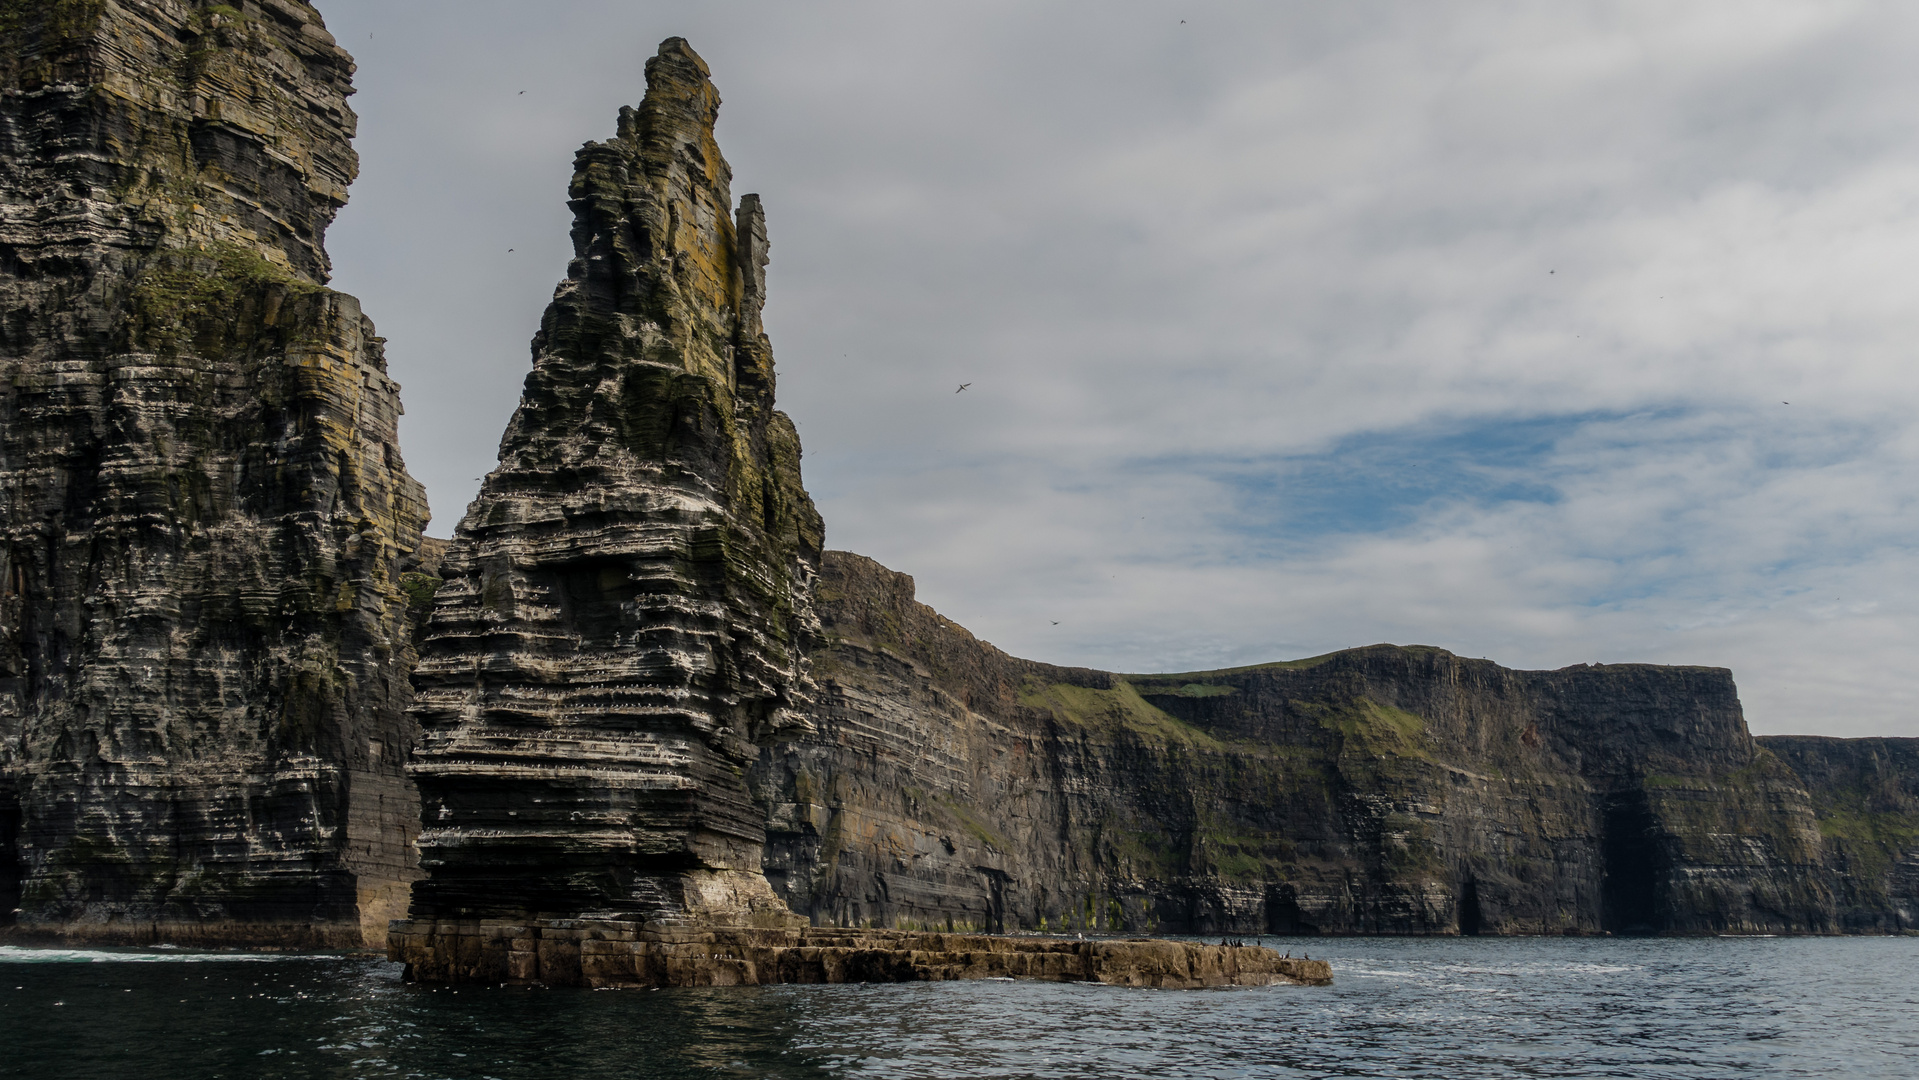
{"left": 0, "top": 0, "right": 428, "bottom": 947}
{"left": 1756, "top": 736, "right": 1919, "bottom": 932}
{"left": 15, "top": 14, "right": 1915, "bottom": 956}
{"left": 398, "top": 38, "right": 822, "bottom": 930}
{"left": 752, "top": 551, "right": 1918, "bottom": 936}
{"left": 390, "top": 919, "right": 1331, "bottom": 989}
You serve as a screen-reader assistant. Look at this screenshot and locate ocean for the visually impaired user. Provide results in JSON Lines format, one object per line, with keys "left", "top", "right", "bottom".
{"left": 2, "top": 935, "right": 1913, "bottom": 1078}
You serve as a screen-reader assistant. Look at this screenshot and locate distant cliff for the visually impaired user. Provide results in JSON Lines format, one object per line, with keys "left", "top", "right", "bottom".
{"left": 751, "top": 552, "right": 1918, "bottom": 935}
{"left": 1754, "top": 737, "right": 1919, "bottom": 932}
{"left": 0, "top": 0, "right": 428, "bottom": 947}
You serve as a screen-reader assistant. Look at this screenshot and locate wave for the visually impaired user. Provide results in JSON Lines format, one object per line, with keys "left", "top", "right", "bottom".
{"left": 0, "top": 945, "right": 333, "bottom": 965}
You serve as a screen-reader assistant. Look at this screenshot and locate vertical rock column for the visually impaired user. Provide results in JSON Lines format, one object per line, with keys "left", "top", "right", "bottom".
{"left": 0, "top": 0, "right": 429, "bottom": 947}
{"left": 403, "top": 38, "right": 823, "bottom": 926}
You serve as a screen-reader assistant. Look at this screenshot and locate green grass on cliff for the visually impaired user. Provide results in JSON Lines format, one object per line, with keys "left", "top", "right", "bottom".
{"left": 1018, "top": 679, "right": 1226, "bottom": 749}
{"left": 130, "top": 241, "right": 322, "bottom": 356}
{"left": 1812, "top": 808, "right": 1919, "bottom": 887}
{"left": 1191, "top": 825, "right": 1301, "bottom": 880}
{"left": 0, "top": 0, "right": 105, "bottom": 51}
{"left": 940, "top": 796, "right": 1010, "bottom": 853}
{"left": 1795, "top": 766, "right": 1919, "bottom": 888}
{"left": 1138, "top": 643, "right": 1461, "bottom": 684}
{"left": 398, "top": 572, "right": 441, "bottom": 614}
{"left": 1167, "top": 683, "right": 1238, "bottom": 698}
{"left": 1134, "top": 650, "right": 1346, "bottom": 684}
{"left": 1307, "top": 698, "right": 1432, "bottom": 759}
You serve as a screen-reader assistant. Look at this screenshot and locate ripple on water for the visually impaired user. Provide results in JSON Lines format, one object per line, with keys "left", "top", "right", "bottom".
{"left": 1, "top": 936, "right": 1915, "bottom": 1079}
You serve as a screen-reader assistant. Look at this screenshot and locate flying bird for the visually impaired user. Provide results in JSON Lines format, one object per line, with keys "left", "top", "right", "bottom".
{"left": 518, "top": 91, "right": 526, "bottom": 95}
{"left": 956, "top": 382, "right": 971, "bottom": 393}
{"left": 1051, "top": 621, "right": 1060, "bottom": 625}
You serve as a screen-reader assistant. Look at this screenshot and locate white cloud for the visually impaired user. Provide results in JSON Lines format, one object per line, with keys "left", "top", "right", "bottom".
{"left": 321, "top": 0, "right": 1919, "bottom": 736}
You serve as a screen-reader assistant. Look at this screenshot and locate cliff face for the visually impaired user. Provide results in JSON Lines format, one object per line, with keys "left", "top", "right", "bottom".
{"left": 1755, "top": 737, "right": 1919, "bottom": 932}
{"left": 402, "top": 39, "right": 822, "bottom": 927}
{"left": 0, "top": 0, "right": 429, "bottom": 947}
{"left": 15, "top": 16, "right": 1911, "bottom": 949}
{"left": 752, "top": 552, "right": 1909, "bottom": 936}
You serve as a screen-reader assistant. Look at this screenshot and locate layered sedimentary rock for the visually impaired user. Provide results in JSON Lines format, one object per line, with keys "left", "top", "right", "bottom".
{"left": 391, "top": 921, "right": 1330, "bottom": 989}
{"left": 16, "top": 10, "right": 1910, "bottom": 962}
{"left": 1756, "top": 737, "right": 1919, "bottom": 932}
{"left": 0, "top": 0, "right": 429, "bottom": 946}
{"left": 401, "top": 38, "right": 822, "bottom": 928}
{"left": 388, "top": 42, "right": 1339, "bottom": 989}
{"left": 752, "top": 552, "right": 1916, "bottom": 936}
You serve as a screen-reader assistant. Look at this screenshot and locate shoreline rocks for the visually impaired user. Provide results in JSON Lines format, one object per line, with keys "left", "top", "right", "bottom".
{"left": 388, "top": 918, "right": 1333, "bottom": 989}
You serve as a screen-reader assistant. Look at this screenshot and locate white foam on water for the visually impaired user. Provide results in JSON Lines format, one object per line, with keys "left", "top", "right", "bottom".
{"left": 0, "top": 945, "right": 313, "bottom": 964}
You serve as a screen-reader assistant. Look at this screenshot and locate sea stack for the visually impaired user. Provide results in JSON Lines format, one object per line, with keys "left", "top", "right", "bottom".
{"left": 387, "top": 42, "right": 1328, "bottom": 988}
{"left": 0, "top": 1, "right": 429, "bottom": 947}
{"left": 399, "top": 38, "right": 823, "bottom": 929}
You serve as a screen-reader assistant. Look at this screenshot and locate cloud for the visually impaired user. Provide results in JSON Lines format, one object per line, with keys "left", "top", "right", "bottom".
{"left": 319, "top": 1, "right": 1919, "bottom": 735}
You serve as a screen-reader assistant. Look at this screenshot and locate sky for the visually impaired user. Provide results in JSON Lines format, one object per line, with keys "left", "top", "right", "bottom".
{"left": 318, "top": 1, "right": 1919, "bottom": 737}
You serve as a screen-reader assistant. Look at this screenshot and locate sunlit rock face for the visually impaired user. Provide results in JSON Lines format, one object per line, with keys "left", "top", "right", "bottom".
{"left": 0, "top": 0, "right": 431, "bottom": 946}
{"left": 403, "top": 38, "right": 822, "bottom": 926}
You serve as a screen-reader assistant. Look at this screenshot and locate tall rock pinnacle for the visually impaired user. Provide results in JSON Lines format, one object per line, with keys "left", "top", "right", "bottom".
{"left": 0, "top": 1, "right": 430, "bottom": 946}
{"left": 404, "top": 38, "right": 824, "bottom": 924}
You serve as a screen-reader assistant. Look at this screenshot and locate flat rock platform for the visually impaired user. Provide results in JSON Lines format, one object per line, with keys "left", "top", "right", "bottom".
{"left": 389, "top": 919, "right": 1333, "bottom": 989}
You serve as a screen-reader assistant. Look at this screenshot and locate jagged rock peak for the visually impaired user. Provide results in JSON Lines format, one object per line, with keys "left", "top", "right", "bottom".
{"left": 404, "top": 38, "right": 823, "bottom": 927}
{"left": 1, "top": 0, "right": 430, "bottom": 948}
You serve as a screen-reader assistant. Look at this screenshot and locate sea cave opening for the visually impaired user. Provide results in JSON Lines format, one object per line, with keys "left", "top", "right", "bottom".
{"left": 1600, "top": 794, "right": 1663, "bottom": 934}
{"left": 1265, "top": 884, "right": 1319, "bottom": 936}
{"left": 1458, "top": 877, "right": 1483, "bottom": 936}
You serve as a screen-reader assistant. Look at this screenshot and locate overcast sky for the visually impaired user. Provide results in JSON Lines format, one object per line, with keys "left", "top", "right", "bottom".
{"left": 320, "top": 1, "right": 1919, "bottom": 737}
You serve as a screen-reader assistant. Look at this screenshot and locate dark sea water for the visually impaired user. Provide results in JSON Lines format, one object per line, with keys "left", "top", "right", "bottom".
{"left": 2, "top": 936, "right": 1913, "bottom": 1079}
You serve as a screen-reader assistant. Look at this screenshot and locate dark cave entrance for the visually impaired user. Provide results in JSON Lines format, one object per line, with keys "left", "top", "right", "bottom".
{"left": 1265, "top": 883, "right": 1319, "bottom": 936}
{"left": 978, "top": 867, "right": 1009, "bottom": 934}
{"left": 1458, "top": 877, "right": 1483, "bottom": 936}
{"left": 1601, "top": 795, "right": 1663, "bottom": 934}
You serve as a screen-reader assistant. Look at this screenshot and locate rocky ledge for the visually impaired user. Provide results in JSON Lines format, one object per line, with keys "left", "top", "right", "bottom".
{"left": 389, "top": 919, "right": 1332, "bottom": 989}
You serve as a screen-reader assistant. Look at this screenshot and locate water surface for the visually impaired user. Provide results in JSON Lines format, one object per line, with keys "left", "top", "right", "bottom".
{"left": 2, "top": 936, "right": 1912, "bottom": 1078}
